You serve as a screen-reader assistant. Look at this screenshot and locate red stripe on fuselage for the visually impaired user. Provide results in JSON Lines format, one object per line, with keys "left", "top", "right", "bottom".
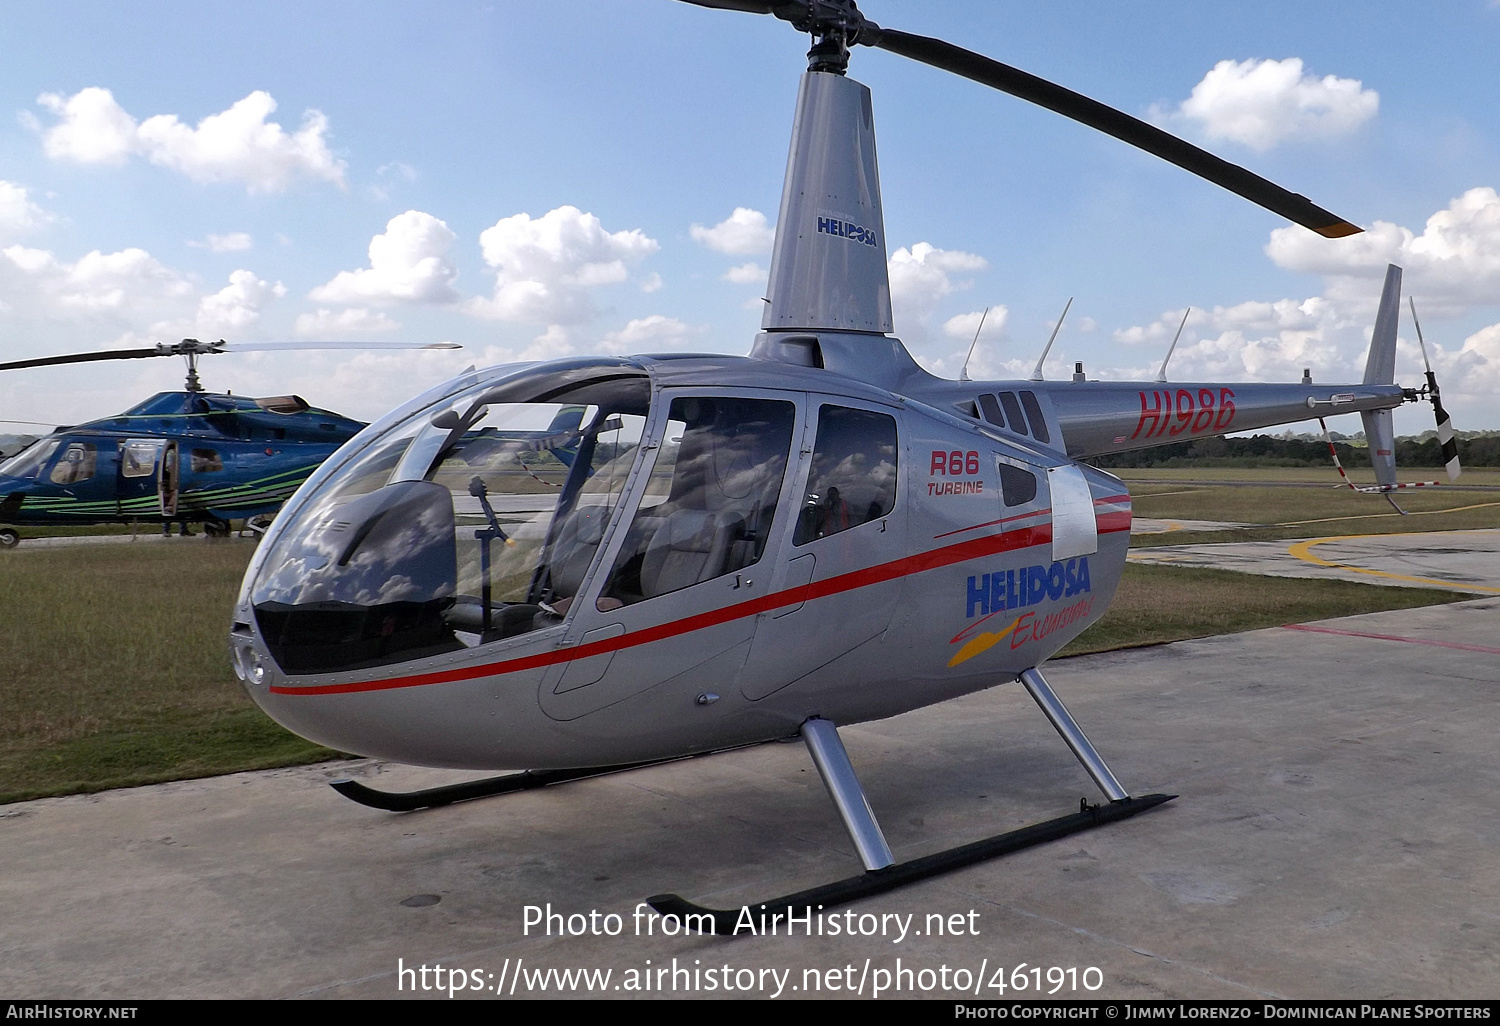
{"left": 272, "top": 522, "right": 1084, "bottom": 696}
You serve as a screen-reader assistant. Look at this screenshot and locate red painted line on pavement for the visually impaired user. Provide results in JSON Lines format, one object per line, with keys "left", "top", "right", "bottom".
{"left": 1282, "top": 622, "right": 1500, "bottom": 655}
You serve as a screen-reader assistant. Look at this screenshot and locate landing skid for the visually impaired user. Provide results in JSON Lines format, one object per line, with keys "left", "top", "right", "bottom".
{"left": 654, "top": 662, "right": 1171, "bottom": 930}
{"left": 330, "top": 760, "right": 666, "bottom": 812}
{"left": 648, "top": 792, "right": 1174, "bottom": 935}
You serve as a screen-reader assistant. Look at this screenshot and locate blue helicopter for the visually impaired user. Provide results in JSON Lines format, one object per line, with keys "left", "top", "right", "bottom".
{"left": 0, "top": 338, "right": 462, "bottom": 548}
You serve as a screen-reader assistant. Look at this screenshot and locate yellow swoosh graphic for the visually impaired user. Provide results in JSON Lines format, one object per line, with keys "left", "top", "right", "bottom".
{"left": 948, "top": 616, "right": 1023, "bottom": 668}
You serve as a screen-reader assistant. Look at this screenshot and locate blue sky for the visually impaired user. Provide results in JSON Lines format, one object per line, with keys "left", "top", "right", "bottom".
{"left": 2, "top": 1, "right": 1497, "bottom": 436}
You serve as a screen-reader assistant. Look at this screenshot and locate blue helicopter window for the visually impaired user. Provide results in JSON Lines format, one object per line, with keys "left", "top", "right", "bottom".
{"left": 0, "top": 438, "right": 60, "bottom": 480}
{"left": 48, "top": 443, "right": 97, "bottom": 485}
{"left": 121, "top": 440, "right": 161, "bottom": 478}
{"left": 599, "top": 396, "right": 796, "bottom": 608}
{"left": 793, "top": 406, "right": 899, "bottom": 545}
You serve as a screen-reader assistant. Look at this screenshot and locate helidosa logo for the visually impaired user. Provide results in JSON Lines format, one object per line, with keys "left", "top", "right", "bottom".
{"left": 964, "top": 558, "right": 1091, "bottom": 618}
{"left": 947, "top": 558, "right": 1094, "bottom": 668}
{"left": 816, "top": 216, "right": 879, "bottom": 247}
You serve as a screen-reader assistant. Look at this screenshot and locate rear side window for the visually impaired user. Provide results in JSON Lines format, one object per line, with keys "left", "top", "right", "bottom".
{"left": 999, "top": 461, "right": 1037, "bottom": 507}
{"left": 998, "top": 392, "right": 1027, "bottom": 436}
{"left": 794, "top": 405, "right": 899, "bottom": 545}
{"left": 1019, "top": 391, "right": 1051, "bottom": 444}
{"left": 977, "top": 393, "right": 1004, "bottom": 427}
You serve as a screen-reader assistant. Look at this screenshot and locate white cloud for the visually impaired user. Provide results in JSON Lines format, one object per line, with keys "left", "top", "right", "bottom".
{"left": 188, "top": 231, "right": 253, "bottom": 253}
{"left": 1267, "top": 187, "right": 1500, "bottom": 314}
{"left": 639, "top": 272, "right": 663, "bottom": 293}
{"left": 722, "top": 261, "right": 766, "bottom": 285}
{"left": 368, "top": 161, "right": 418, "bottom": 201}
{"left": 940, "top": 306, "right": 1011, "bottom": 379}
{"left": 888, "top": 242, "right": 988, "bottom": 338}
{"left": 196, "top": 269, "right": 285, "bottom": 332}
{"left": 35, "top": 88, "right": 136, "bottom": 164}
{"left": 1109, "top": 185, "right": 1500, "bottom": 407}
{"left": 466, "top": 205, "right": 658, "bottom": 324}
{"left": 1112, "top": 298, "right": 1351, "bottom": 382}
{"left": 1170, "top": 58, "right": 1377, "bottom": 151}
{"left": 942, "top": 306, "right": 1009, "bottom": 342}
{"left": 35, "top": 87, "right": 346, "bottom": 192}
{"left": 520, "top": 324, "right": 573, "bottom": 361}
{"left": 310, "top": 210, "right": 459, "bottom": 305}
{"left": 1421, "top": 321, "right": 1500, "bottom": 397}
{"left": 599, "top": 315, "right": 697, "bottom": 353}
{"left": 690, "top": 207, "right": 774, "bottom": 255}
{"left": 0, "top": 181, "right": 53, "bottom": 241}
{"left": 294, "top": 307, "right": 401, "bottom": 337}
{"left": 0, "top": 243, "right": 195, "bottom": 317}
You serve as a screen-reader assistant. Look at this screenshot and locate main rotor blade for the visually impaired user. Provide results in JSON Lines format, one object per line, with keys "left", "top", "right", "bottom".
{"left": 677, "top": 0, "right": 786, "bottom": 12}
{"left": 0, "top": 339, "right": 462, "bottom": 373}
{"left": 0, "top": 348, "right": 165, "bottom": 372}
{"left": 866, "top": 28, "right": 1360, "bottom": 238}
{"left": 220, "top": 341, "right": 463, "bottom": 351}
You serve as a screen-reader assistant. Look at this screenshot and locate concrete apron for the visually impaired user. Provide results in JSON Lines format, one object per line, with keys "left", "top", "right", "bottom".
{"left": 3, "top": 598, "right": 1498, "bottom": 1000}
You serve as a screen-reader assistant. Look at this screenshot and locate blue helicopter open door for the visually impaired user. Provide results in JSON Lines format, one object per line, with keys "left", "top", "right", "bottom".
{"left": 158, "top": 440, "right": 179, "bottom": 517}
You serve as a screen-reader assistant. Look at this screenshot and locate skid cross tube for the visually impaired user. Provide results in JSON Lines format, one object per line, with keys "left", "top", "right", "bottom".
{"left": 648, "top": 793, "right": 1175, "bottom": 935}
{"left": 800, "top": 717, "right": 895, "bottom": 871}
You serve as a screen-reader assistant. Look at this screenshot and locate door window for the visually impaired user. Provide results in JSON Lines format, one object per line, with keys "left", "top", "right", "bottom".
{"left": 49, "top": 443, "right": 97, "bottom": 485}
{"left": 793, "top": 405, "right": 898, "bottom": 545}
{"left": 121, "top": 440, "right": 161, "bottom": 478}
{"left": 599, "top": 396, "right": 796, "bottom": 607}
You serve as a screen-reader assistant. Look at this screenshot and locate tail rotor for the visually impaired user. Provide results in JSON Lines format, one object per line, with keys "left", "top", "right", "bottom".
{"left": 1408, "top": 298, "right": 1462, "bottom": 482}
{"left": 1319, "top": 266, "right": 1456, "bottom": 515}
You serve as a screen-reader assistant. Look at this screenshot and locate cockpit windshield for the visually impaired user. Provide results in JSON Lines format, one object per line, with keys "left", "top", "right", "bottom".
{"left": 251, "top": 367, "right": 652, "bottom": 675}
{"left": 0, "top": 438, "right": 61, "bottom": 480}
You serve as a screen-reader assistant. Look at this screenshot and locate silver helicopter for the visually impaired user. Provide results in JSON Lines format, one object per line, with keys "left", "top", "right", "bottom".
{"left": 226, "top": 0, "right": 1452, "bottom": 925}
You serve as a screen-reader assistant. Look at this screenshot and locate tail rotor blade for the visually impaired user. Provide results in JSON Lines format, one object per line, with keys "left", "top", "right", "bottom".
{"left": 1408, "top": 298, "right": 1461, "bottom": 482}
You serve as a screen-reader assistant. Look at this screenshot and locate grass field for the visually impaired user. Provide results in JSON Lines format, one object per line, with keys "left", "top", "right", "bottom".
{"left": 0, "top": 541, "right": 337, "bottom": 804}
{"left": 1121, "top": 466, "right": 1500, "bottom": 546}
{"left": 0, "top": 518, "right": 1477, "bottom": 803}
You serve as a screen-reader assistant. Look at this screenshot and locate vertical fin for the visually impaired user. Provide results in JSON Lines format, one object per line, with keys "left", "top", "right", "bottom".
{"left": 1363, "top": 264, "right": 1401, "bottom": 385}
{"left": 763, "top": 72, "right": 892, "bottom": 333}
{"left": 1360, "top": 265, "right": 1402, "bottom": 491}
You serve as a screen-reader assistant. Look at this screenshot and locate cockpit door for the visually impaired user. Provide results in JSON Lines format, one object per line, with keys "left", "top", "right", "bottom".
{"left": 736, "top": 395, "right": 907, "bottom": 701}
{"left": 538, "top": 389, "right": 802, "bottom": 721}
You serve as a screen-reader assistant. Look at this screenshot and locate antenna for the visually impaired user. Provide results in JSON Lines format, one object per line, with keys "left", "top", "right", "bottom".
{"left": 958, "top": 307, "right": 990, "bottom": 382}
{"left": 1029, "top": 297, "right": 1072, "bottom": 381}
{"left": 1156, "top": 307, "right": 1191, "bottom": 383}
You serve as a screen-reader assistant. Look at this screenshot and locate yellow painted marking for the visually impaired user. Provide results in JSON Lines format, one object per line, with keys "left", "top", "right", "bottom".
{"left": 1273, "top": 500, "right": 1500, "bottom": 529}
{"left": 1287, "top": 532, "right": 1500, "bottom": 593}
{"left": 948, "top": 616, "right": 1023, "bottom": 668}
